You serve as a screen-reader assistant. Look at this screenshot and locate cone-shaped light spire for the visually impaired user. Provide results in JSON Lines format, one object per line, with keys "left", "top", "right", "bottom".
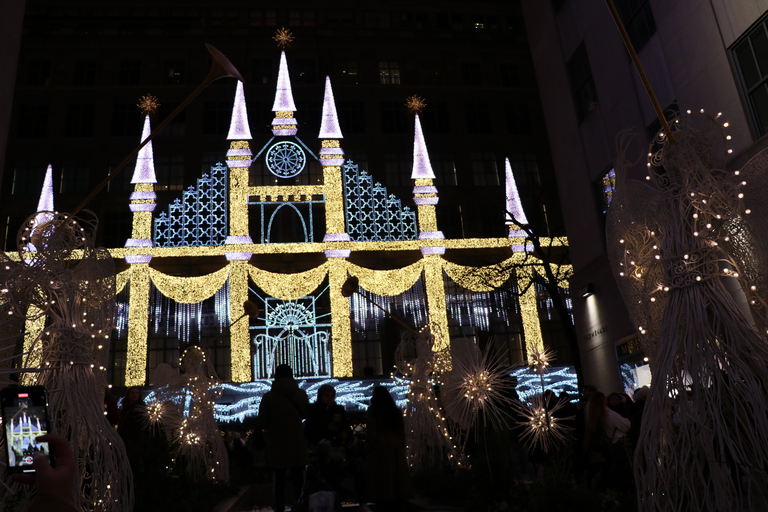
{"left": 411, "top": 114, "right": 435, "bottom": 180}
{"left": 505, "top": 158, "right": 529, "bottom": 235}
{"left": 36, "top": 164, "right": 54, "bottom": 213}
{"left": 227, "top": 81, "right": 252, "bottom": 140}
{"left": 131, "top": 115, "right": 157, "bottom": 184}
{"left": 272, "top": 50, "right": 296, "bottom": 112}
{"left": 319, "top": 76, "right": 343, "bottom": 139}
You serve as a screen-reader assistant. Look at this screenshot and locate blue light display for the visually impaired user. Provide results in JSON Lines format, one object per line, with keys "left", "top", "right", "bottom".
{"left": 154, "top": 163, "right": 228, "bottom": 247}
{"left": 343, "top": 161, "right": 417, "bottom": 241}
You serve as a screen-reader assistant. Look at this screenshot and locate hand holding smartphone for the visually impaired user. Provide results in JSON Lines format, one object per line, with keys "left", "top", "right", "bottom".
{"left": 1, "top": 385, "right": 52, "bottom": 474}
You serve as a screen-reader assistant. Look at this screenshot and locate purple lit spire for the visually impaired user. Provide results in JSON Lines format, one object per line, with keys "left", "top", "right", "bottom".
{"left": 505, "top": 158, "right": 529, "bottom": 236}
{"left": 131, "top": 115, "right": 157, "bottom": 184}
{"left": 227, "top": 81, "right": 252, "bottom": 140}
{"left": 319, "top": 76, "right": 343, "bottom": 139}
{"left": 272, "top": 51, "right": 296, "bottom": 112}
{"left": 37, "top": 164, "right": 54, "bottom": 213}
{"left": 411, "top": 114, "right": 435, "bottom": 180}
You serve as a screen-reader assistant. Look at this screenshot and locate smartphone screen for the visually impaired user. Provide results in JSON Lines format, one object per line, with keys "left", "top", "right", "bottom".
{"left": 1, "top": 386, "right": 51, "bottom": 473}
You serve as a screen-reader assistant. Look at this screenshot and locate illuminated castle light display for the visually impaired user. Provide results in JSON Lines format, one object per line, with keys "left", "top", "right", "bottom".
{"left": 20, "top": 43, "right": 574, "bottom": 403}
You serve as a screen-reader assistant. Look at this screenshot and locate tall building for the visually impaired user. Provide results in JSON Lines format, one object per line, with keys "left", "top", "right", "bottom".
{"left": 522, "top": 0, "right": 768, "bottom": 392}
{"left": 2, "top": 1, "right": 580, "bottom": 393}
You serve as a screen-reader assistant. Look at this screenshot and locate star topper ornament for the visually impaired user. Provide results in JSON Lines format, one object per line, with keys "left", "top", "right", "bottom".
{"left": 273, "top": 27, "right": 294, "bottom": 48}
{"left": 406, "top": 95, "right": 427, "bottom": 115}
{"left": 137, "top": 94, "right": 160, "bottom": 116}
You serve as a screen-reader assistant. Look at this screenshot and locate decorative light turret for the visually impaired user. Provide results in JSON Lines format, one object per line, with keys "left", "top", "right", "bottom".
{"left": 271, "top": 50, "right": 297, "bottom": 137}
{"left": 125, "top": 97, "right": 159, "bottom": 264}
{"left": 408, "top": 96, "right": 444, "bottom": 255}
{"left": 225, "top": 80, "right": 254, "bottom": 261}
{"left": 319, "top": 75, "right": 350, "bottom": 254}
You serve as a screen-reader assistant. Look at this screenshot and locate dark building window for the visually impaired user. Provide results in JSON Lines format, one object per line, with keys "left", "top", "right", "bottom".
{"left": 65, "top": 103, "right": 96, "bottom": 137}
{"left": 471, "top": 152, "right": 499, "bottom": 186}
{"left": 251, "top": 58, "right": 273, "bottom": 85}
{"left": 615, "top": 0, "right": 657, "bottom": 53}
{"left": 297, "top": 101, "right": 320, "bottom": 136}
{"left": 421, "top": 102, "right": 451, "bottom": 134}
{"left": 379, "top": 61, "right": 401, "bottom": 85}
{"left": 118, "top": 60, "right": 141, "bottom": 85}
{"left": 202, "top": 101, "right": 230, "bottom": 135}
{"left": 157, "top": 102, "right": 186, "bottom": 137}
{"left": 11, "top": 160, "right": 46, "bottom": 195}
{"left": 465, "top": 103, "right": 492, "bottom": 134}
{"left": 384, "top": 153, "right": 411, "bottom": 187}
{"left": 294, "top": 58, "right": 316, "bottom": 85}
{"left": 106, "top": 157, "right": 135, "bottom": 193}
{"left": 103, "top": 211, "right": 133, "bottom": 248}
{"left": 461, "top": 62, "right": 482, "bottom": 86}
{"left": 380, "top": 101, "right": 407, "bottom": 133}
{"left": 111, "top": 102, "right": 142, "bottom": 137}
{"left": 16, "top": 104, "right": 49, "bottom": 138}
{"left": 337, "top": 101, "right": 365, "bottom": 133}
{"left": 566, "top": 42, "right": 598, "bottom": 122}
{"left": 26, "top": 59, "right": 51, "bottom": 86}
{"left": 164, "top": 60, "right": 185, "bottom": 84}
{"left": 156, "top": 155, "right": 185, "bottom": 191}
{"left": 432, "top": 153, "right": 457, "bottom": 187}
{"left": 504, "top": 104, "right": 532, "bottom": 134}
{"left": 60, "top": 159, "right": 90, "bottom": 194}
{"left": 73, "top": 59, "right": 97, "bottom": 86}
{"left": 337, "top": 60, "right": 359, "bottom": 85}
{"left": 731, "top": 14, "right": 768, "bottom": 138}
{"left": 438, "top": 205, "right": 464, "bottom": 239}
{"left": 499, "top": 63, "right": 521, "bottom": 87}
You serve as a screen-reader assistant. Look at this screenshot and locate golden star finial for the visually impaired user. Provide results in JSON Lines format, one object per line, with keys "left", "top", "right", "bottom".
{"left": 137, "top": 94, "right": 160, "bottom": 116}
{"left": 273, "top": 27, "right": 294, "bottom": 49}
{"left": 406, "top": 95, "right": 427, "bottom": 115}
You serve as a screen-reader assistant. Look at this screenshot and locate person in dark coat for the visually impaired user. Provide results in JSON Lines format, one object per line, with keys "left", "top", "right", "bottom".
{"left": 305, "top": 383, "right": 351, "bottom": 449}
{"left": 257, "top": 364, "right": 309, "bottom": 512}
{"left": 364, "top": 386, "right": 413, "bottom": 511}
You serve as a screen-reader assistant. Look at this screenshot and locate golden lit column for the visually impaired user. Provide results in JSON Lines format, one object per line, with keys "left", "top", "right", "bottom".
{"left": 328, "top": 257, "right": 353, "bottom": 377}
{"left": 321, "top": 142, "right": 348, "bottom": 241}
{"left": 226, "top": 141, "right": 253, "bottom": 246}
{"left": 423, "top": 255, "right": 450, "bottom": 352}
{"left": 229, "top": 260, "right": 252, "bottom": 382}
{"left": 127, "top": 183, "right": 156, "bottom": 244}
{"left": 126, "top": 264, "right": 150, "bottom": 386}
{"left": 518, "top": 267, "right": 545, "bottom": 357}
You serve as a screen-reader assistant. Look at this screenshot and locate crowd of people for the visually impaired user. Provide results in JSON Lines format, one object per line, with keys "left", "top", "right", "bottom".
{"left": 255, "top": 364, "right": 412, "bottom": 512}
{"left": 11, "top": 367, "right": 650, "bottom": 512}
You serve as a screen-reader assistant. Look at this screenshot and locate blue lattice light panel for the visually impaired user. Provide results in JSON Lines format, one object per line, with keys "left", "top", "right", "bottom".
{"left": 343, "top": 161, "right": 417, "bottom": 241}
{"left": 154, "top": 163, "right": 228, "bottom": 247}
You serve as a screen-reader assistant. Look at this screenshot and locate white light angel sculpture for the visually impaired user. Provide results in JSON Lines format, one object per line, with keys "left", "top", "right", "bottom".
{"left": 0, "top": 211, "right": 133, "bottom": 511}
{"left": 607, "top": 111, "right": 768, "bottom": 511}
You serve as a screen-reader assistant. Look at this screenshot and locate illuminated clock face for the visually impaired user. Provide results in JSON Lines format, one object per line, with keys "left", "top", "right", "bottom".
{"left": 266, "top": 141, "right": 306, "bottom": 178}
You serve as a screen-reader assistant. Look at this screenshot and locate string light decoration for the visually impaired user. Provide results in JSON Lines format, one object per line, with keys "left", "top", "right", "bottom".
{"left": 395, "top": 323, "right": 460, "bottom": 472}
{"left": 0, "top": 210, "right": 133, "bottom": 512}
{"left": 440, "top": 337, "right": 517, "bottom": 436}
{"left": 153, "top": 347, "right": 230, "bottom": 484}
{"left": 512, "top": 391, "right": 572, "bottom": 455}
{"left": 15, "top": 41, "right": 573, "bottom": 395}
{"left": 137, "top": 94, "right": 160, "bottom": 116}
{"left": 607, "top": 110, "right": 768, "bottom": 511}
{"left": 405, "top": 95, "right": 427, "bottom": 115}
{"left": 273, "top": 27, "right": 294, "bottom": 48}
